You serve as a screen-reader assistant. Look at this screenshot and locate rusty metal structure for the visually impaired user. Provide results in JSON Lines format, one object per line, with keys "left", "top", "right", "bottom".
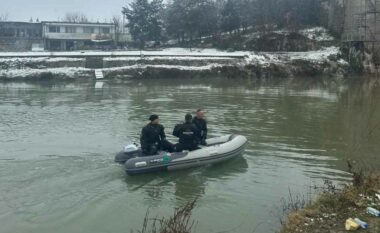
{"left": 342, "top": 0, "right": 380, "bottom": 42}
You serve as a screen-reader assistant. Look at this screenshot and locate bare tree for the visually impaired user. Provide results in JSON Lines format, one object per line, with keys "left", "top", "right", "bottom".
{"left": 112, "top": 15, "right": 122, "bottom": 33}
{"left": 0, "top": 12, "right": 9, "bottom": 22}
{"left": 63, "top": 12, "right": 89, "bottom": 23}
{"left": 112, "top": 15, "right": 123, "bottom": 45}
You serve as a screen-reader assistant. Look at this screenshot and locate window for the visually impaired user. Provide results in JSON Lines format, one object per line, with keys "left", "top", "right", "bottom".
{"left": 65, "top": 26, "right": 76, "bottom": 33}
{"left": 102, "top": 27, "right": 110, "bottom": 34}
{"left": 49, "top": 26, "right": 60, "bottom": 33}
{"left": 83, "top": 27, "right": 94, "bottom": 34}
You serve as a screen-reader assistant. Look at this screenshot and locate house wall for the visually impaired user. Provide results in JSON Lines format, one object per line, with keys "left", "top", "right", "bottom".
{"left": 0, "top": 22, "right": 43, "bottom": 51}
{"left": 42, "top": 22, "right": 115, "bottom": 40}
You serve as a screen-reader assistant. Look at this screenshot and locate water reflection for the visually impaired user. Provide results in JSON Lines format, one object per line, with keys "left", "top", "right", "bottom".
{"left": 124, "top": 156, "right": 248, "bottom": 203}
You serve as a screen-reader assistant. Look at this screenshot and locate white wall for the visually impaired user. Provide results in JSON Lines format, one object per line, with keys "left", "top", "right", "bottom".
{"left": 42, "top": 23, "right": 115, "bottom": 40}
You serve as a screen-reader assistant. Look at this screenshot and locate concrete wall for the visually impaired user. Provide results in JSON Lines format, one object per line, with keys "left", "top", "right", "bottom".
{"left": 343, "top": 0, "right": 380, "bottom": 42}
{"left": 328, "top": 0, "right": 345, "bottom": 37}
{"left": 0, "top": 37, "right": 43, "bottom": 52}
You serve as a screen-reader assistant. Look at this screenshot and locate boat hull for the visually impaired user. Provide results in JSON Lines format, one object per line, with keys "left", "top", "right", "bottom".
{"left": 116, "top": 134, "right": 247, "bottom": 175}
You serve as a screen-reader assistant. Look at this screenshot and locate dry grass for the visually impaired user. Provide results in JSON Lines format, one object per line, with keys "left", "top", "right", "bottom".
{"left": 133, "top": 199, "right": 197, "bottom": 233}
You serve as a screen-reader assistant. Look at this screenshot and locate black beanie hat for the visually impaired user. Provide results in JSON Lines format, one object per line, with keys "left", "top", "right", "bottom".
{"left": 149, "top": 114, "right": 159, "bottom": 121}
{"left": 185, "top": 114, "right": 192, "bottom": 122}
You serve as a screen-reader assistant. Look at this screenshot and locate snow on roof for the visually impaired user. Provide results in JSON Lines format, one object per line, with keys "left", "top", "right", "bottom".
{"left": 42, "top": 21, "right": 114, "bottom": 26}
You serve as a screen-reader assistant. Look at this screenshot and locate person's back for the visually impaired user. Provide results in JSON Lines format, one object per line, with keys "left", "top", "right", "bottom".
{"left": 173, "top": 114, "right": 198, "bottom": 152}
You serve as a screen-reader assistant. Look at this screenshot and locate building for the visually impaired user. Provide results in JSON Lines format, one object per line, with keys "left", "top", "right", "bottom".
{"left": 0, "top": 20, "right": 128, "bottom": 51}
{"left": 0, "top": 21, "right": 43, "bottom": 51}
{"left": 42, "top": 21, "right": 116, "bottom": 51}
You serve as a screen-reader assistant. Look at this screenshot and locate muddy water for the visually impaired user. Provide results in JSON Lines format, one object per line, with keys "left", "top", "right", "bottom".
{"left": 0, "top": 77, "right": 379, "bottom": 233}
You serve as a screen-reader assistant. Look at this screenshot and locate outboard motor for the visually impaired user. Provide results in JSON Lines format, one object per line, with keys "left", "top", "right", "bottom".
{"left": 115, "top": 143, "right": 142, "bottom": 164}
{"left": 124, "top": 144, "right": 138, "bottom": 153}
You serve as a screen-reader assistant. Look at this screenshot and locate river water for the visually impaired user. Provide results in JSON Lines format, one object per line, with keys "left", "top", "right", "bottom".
{"left": 0, "top": 77, "right": 379, "bottom": 233}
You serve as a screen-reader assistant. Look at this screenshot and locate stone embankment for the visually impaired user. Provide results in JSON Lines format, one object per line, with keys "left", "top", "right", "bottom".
{"left": 0, "top": 47, "right": 349, "bottom": 80}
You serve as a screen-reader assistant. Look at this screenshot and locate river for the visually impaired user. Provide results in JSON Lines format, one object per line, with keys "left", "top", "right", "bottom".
{"left": 0, "top": 77, "right": 379, "bottom": 233}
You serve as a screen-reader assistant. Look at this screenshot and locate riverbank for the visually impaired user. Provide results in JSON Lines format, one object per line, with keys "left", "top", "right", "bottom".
{"left": 0, "top": 47, "right": 349, "bottom": 80}
{"left": 281, "top": 171, "right": 380, "bottom": 233}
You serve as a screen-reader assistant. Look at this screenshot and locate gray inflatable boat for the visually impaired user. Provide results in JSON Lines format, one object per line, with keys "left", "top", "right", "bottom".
{"left": 115, "top": 134, "right": 247, "bottom": 175}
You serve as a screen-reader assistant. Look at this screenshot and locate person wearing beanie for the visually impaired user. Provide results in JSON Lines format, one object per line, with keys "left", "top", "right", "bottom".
{"left": 172, "top": 114, "right": 199, "bottom": 152}
{"left": 192, "top": 109, "right": 208, "bottom": 146}
{"left": 140, "top": 114, "right": 174, "bottom": 156}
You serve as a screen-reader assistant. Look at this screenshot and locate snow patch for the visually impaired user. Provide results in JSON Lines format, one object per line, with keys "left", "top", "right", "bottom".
{"left": 300, "top": 27, "right": 335, "bottom": 41}
{"left": 287, "top": 47, "right": 339, "bottom": 62}
{"left": 0, "top": 48, "right": 247, "bottom": 58}
{"left": 0, "top": 67, "right": 91, "bottom": 78}
{"left": 103, "top": 56, "right": 236, "bottom": 61}
{"left": 273, "top": 27, "right": 335, "bottom": 41}
{"left": 299, "top": 27, "right": 335, "bottom": 42}
{"left": 0, "top": 57, "right": 84, "bottom": 63}
{"left": 103, "top": 64, "right": 229, "bottom": 71}
{"left": 245, "top": 47, "right": 341, "bottom": 65}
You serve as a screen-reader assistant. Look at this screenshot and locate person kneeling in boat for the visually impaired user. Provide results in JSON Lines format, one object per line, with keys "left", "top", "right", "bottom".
{"left": 173, "top": 114, "right": 199, "bottom": 152}
{"left": 140, "top": 114, "right": 174, "bottom": 156}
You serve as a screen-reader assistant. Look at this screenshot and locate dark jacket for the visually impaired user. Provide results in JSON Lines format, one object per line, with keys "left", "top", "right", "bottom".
{"left": 173, "top": 122, "right": 198, "bottom": 146}
{"left": 192, "top": 117, "right": 207, "bottom": 144}
{"left": 140, "top": 123, "right": 166, "bottom": 149}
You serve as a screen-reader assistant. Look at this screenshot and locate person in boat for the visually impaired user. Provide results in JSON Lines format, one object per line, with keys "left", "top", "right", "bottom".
{"left": 192, "top": 109, "right": 208, "bottom": 146}
{"left": 173, "top": 114, "right": 199, "bottom": 152}
{"left": 140, "top": 114, "right": 174, "bottom": 156}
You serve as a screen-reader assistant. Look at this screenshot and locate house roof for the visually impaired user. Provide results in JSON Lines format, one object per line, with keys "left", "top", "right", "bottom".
{"left": 0, "top": 21, "right": 42, "bottom": 25}
{"left": 41, "top": 21, "right": 115, "bottom": 26}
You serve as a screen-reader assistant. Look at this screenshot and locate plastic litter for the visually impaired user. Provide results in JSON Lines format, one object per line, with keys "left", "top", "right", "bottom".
{"left": 366, "top": 207, "right": 380, "bottom": 217}
{"left": 345, "top": 218, "right": 360, "bottom": 231}
{"left": 354, "top": 218, "right": 368, "bottom": 229}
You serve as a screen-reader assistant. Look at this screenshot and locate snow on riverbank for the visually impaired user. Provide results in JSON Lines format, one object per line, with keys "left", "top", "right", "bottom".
{"left": 0, "top": 48, "right": 247, "bottom": 58}
{"left": 299, "top": 27, "right": 335, "bottom": 42}
{"left": 245, "top": 46, "right": 341, "bottom": 65}
{"left": 0, "top": 67, "right": 91, "bottom": 79}
{"left": 0, "top": 57, "right": 84, "bottom": 62}
{"left": 0, "top": 46, "right": 346, "bottom": 79}
{"left": 286, "top": 46, "right": 340, "bottom": 62}
{"left": 273, "top": 27, "right": 336, "bottom": 41}
{"left": 103, "top": 63, "right": 228, "bottom": 71}
{"left": 0, "top": 46, "right": 341, "bottom": 64}
{"left": 103, "top": 56, "right": 236, "bottom": 61}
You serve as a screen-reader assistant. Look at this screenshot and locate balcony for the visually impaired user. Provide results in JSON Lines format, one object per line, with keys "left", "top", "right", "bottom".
{"left": 44, "top": 33, "right": 113, "bottom": 41}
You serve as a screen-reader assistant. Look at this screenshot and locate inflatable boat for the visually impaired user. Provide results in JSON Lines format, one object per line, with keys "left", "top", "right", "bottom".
{"left": 115, "top": 134, "right": 247, "bottom": 175}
